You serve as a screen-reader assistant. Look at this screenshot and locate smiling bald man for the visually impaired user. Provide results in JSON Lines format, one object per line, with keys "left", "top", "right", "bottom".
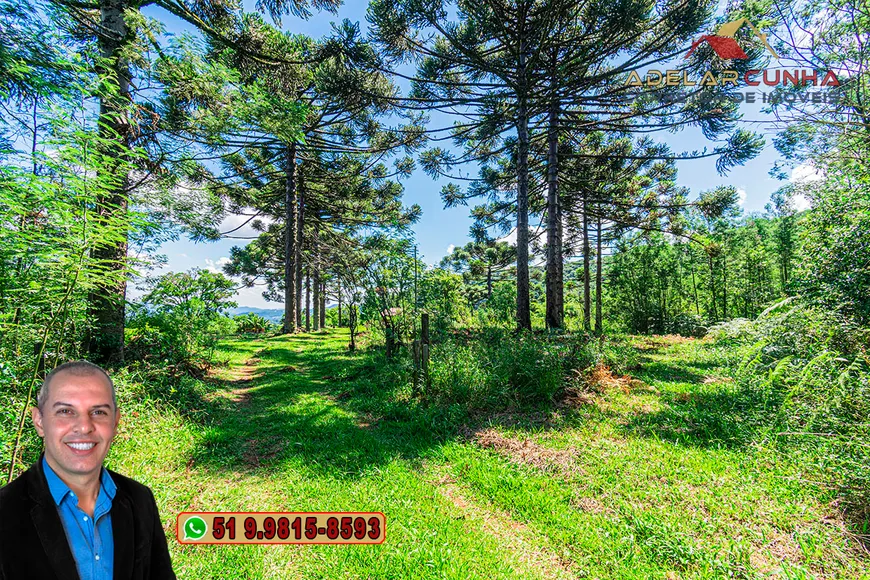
{"left": 0, "top": 361, "right": 176, "bottom": 580}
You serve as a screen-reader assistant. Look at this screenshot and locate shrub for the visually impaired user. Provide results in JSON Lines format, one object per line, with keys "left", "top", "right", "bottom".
{"left": 419, "top": 269, "right": 471, "bottom": 336}
{"left": 208, "top": 315, "right": 238, "bottom": 336}
{"left": 588, "top": 334, "right": 640, "bottom": 375}
{"left": 486, "top": 332, "right": 566, "bottom": 404}
{"left": 721, "top": 301, "right": 869, "bottom": 529}
{"left": 666, "top": 312, "right": 707, "bottom": 337}
{"left": 428, "top": 340, "right": 487, "bottom": 405}
{"left": 474, "top": 282, "right": 516, "bottom": 329}
{"left": 426, "top": 330, "right": 616, "bottom": 409}
{"left": 705, "top": 318, "right": 756, "bottom": 343}
{"left": 126, "top": 269, "right": 237, "bottom": 372}
{"left": 234, "top": 313, "right": 274, "bottom": 334}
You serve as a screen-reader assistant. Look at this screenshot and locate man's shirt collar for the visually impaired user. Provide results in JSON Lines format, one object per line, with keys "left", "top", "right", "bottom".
{"left": 42, "top": 456, "right": 117, "bottom": 506}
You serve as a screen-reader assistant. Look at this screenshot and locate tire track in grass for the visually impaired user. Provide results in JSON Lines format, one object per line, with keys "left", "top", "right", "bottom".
{"left": 192, "top": 331, "right": 556, "bottom": 578}
{"left": 425, "top": 465, "right": 576, "bottom": 580}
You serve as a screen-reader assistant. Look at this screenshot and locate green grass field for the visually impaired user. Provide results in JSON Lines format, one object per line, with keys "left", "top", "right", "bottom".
{"left": 104, "top": 329, "right": 869, "bottom": 579}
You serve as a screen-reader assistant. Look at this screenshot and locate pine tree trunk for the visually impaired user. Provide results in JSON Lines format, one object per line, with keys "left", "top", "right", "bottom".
{"left": 595, "top": 214, "right": 603, "bottom": 335}
{"left": 295, "top": 172, "right": 304, "bottom": 328}
{"left": 313, "top": 276, "right": 320, "bottom": 331}
{"left": 349, "top": 305, "right": 357, "bottom": 351}
{"left": 515, "top": 28, "right": 531, "bottom": 331}
{"left": 87, "top": 0, "right": 133, "bottom": 364}
{"left": 690, "top": 249, "right": 700, "bottom": 315}
{"left": 582, "top": 195, "right": 591, "bottom": 331}
{"left": 708, "top": 254, "right": 718, "bottom": 320}
{"left": 385, "top": 323, "right": 394, "bottom": 359}
{"left": 337, "top": 280, "right": 342, "bottom": 327}
{"left": 722, "top": 255, "right": 728, "bottom": 320}
{"left": 320, "top": 282, "right": 326, "bottom": 329}
{"left": 305, "top": 271, "right": 311, "bottom": 332}
{"left": 486, "top": 265, "right": 492, "bottom": 300}
{"left": 545, "top": 95, "right": 563, "bottom": 330}
{"left": 313, "top": 245, "right": 320, "bottom": 332}
{"left": 282, "top": 143, "right": 298, "bottom": 334}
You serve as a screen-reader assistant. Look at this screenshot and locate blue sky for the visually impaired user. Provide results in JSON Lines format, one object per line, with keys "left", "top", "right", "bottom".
{"left": 136, "top": 1, "right": 805, "bottom": 308}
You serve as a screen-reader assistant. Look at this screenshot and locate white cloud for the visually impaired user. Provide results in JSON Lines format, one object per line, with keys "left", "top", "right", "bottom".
{"left": 736, "top": 187, "right": 747, "bottom": 206}
{"left": 497, "top": 228, "right": 518, "bottom": 246}
{"left": 790, "top": 162, "right": 824, "bottom": 184}
{"left": 446, "top": 244, "right": 455, "bottom": 254}
{"left": 177, "top": 253, "right": 188, "bottom": 258}
{"left": 219, "top": 211, "right": 276, "bottom": 238}
{"left": 792, "top": 194, "right": 811, "bottom": 211}
{"left": 205, "top": 257, "right": 231, "bottom": 274}
{"left": 234, "top": 284, "right": 277, "bottom": 309}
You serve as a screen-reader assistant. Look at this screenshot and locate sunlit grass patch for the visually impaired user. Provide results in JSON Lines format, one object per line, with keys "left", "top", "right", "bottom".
{"left": 87, "top": 329, "right": 869, "bottom": 578}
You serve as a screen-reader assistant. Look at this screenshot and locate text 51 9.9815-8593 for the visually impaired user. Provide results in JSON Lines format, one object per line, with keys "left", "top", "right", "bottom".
{"left": 177, "top": 512, "right": 386, "bottom": 545}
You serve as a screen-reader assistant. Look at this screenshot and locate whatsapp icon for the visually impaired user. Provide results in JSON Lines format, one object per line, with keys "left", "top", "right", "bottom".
{"left": 183, "top": 516, "right": 208, "bottom": 541}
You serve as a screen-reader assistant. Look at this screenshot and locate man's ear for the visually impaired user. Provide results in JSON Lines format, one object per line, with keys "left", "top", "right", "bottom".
{"left": 32, "top": 407, "right": 45, "bottom": 437}
{"left": 114, "top": 409, "right": 121, "bottom": 431}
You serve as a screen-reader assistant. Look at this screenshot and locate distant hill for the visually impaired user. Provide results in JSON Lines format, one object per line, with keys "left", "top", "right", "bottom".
{"left": 229, "top": 305, "right": 339, "bottom": 324}
{"left": 228, "top": 307, "right": 284, "bottom": 323}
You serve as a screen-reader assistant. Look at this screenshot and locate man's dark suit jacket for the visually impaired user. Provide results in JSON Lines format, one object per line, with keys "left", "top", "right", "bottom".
{"left": 0, "top": 457, "right": 176, "bottom": 580}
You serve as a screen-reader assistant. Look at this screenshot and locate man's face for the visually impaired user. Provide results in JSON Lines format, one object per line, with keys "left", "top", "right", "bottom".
{"left": 31, "top": 371, "right": 120, "bottom": 484}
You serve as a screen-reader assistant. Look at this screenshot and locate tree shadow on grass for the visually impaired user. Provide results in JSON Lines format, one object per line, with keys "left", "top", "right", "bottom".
{"left": 618, "top": 379, "right": 779, "bottom": 450}
{"left": 206, "top": 341, "right": 262, "bottom": 355}
{"left": 632, "top": 360, "right": 722, "bottom": 385}
{"left": 184, "top": 332, "right": 458, "bottom": 481}
{"left": 181, "top": 330, "right": 870, "bottom": 563}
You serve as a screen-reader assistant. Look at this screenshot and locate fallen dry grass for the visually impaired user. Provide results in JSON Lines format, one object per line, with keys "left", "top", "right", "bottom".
{"left": 635, "top": 334, "right": 699, "bottom": 351}
{"left": 578, "top": 363, "right": 647, "bottom": 394}
{"left": 560, "top": 364, "right": 653, "bottom": 412}
{"left": 702, "top": 375, "right": 735, "bottom": 385}
{"left": 474, "top": 428, "right": 585, "bottom": 479}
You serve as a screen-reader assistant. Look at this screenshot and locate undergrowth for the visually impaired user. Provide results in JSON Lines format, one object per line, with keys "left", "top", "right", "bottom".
{"left": 405, "top": 329, "right": 638, "bottom": 410}
{"left": 712, "top": 299, "right": 870, "bottom": 544}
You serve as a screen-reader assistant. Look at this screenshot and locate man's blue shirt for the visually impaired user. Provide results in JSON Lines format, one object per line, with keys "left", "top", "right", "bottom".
{"left": 42, "top": 457, "right": 115, "bottom": 580}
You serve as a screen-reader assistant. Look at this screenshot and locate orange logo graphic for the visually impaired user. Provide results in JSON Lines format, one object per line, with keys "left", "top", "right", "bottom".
{"left": 686, "top": 18, "right": 779, "bottom": 60}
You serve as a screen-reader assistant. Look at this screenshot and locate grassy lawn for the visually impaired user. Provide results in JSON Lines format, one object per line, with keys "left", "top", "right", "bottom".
{"left": 106, "top": 329, "right": 869, "bottom": 579}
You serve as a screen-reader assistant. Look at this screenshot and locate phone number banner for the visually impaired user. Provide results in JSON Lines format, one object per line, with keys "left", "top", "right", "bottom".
{"left": 177, "top": 512, "right": 386, "bottom": 545}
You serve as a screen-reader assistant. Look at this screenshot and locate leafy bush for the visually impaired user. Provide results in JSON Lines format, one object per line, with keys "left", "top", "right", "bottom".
{"left": 126, "top": 269, "right": 237, "bottom": 372}
{"left": 208, "top": 315, "right": 238, "bottom": 336}
{"left": 419, "top": 268, "right": 470, "bottom": 337}
{"left": 587, "top": 334, "right": 641, "bottom": 375}
{"left": 426, "top": 330, "right": 623, "bottom": 409}
{"left": 666, "top": 312, "right": 707, "bottom": 337}
{"left": 428, "top": 340, "right": 487, "bottom": 405}
{"left": 705, "top": 318, "right": 755, "bottom": 343}
{"left": 474, "top": 282, "right": 516, "bottom": 329}
{"left": 723, "top": 301, "right": 869, "bottom": 530}
{"left": 325, "top": 307, "right": 341, "bottom": 328}
{"left": 234, "top": 312, "right": 274, "bottom": 334}
{"left": 795, "top": 166, "right": 870, "bottom": 327}
{"left": 485, "top": 332, "right": 567, "bottom": 404}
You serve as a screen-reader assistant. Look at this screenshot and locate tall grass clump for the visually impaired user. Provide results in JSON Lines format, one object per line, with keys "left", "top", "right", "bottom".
{"left": 722, "top": 299, "right": 870, "bottom": 536}
{"left": 426, "top": 330, "right": 632, "bottom": 409}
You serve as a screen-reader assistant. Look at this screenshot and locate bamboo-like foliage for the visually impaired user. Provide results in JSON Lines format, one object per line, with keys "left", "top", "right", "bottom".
{"left": 0, "top": 84, "right": 149, "bottom": 479}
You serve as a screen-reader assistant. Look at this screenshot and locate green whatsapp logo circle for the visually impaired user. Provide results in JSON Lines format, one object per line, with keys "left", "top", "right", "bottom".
{"left": 183, "top": 516, "right": 208, "bottom": 541}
